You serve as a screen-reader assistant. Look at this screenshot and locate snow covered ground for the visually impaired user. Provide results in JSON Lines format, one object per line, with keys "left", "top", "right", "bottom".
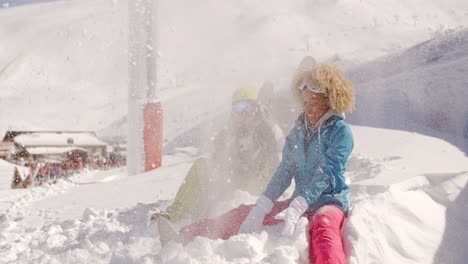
{"left": 0, "top": 126, "right": 466, "bottom": 264}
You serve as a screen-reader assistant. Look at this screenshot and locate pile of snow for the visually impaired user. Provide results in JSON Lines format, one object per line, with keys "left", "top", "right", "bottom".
{"left": 346, "top": 126, "right": 468, "bottom": 264}
{"left": 0, "top": 170, "right": 104, "bottom": 262}
{"left": 0, "top": 152, "right": 194, "bottom": 263}
{"left": 0, "top": 127, "right": 466, "bottom": 263}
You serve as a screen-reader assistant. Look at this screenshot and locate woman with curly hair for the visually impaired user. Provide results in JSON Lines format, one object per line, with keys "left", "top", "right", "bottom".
{"left": 158, "top": 62, "right": 355, "bottom": 264}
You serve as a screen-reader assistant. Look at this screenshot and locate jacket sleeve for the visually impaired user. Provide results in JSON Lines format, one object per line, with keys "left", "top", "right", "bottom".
{"left": 299, "top": 124, "right": 354, "bottom": 206}
{"left": 263, "top": 134, "right": 296, "bottom": 202}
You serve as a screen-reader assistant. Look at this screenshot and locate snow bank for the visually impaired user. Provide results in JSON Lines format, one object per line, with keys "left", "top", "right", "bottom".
{"left": 4, "top": 173, "right": 465, "bottom": 264}
{"left": 1, "top": 126, "right": 466, "bottom": 264}
{"left": 0, "top": 169, "right": 128, "bottom": 263}
{"left": 348, "top": 173, "right": 467, "bottom": 264}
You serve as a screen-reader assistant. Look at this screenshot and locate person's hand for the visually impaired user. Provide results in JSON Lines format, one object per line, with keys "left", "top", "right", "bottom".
{"left": 274, "top": 196, "right": 308, "bottom": 237}
{"left": 239, "top": 195, "right": 274, "bottom": 234}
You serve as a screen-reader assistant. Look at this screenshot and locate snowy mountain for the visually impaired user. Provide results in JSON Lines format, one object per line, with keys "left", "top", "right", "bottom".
{"left": 0, "top": 0, "right": 60, "bottom": 8}
{"left": 2, "top": 0, "right": 468, "bottom": 140}
{"left": 347, "top": 28, "right": 468, "bottom": 154}
{"left": 0, "top": 0, "right": 127, "bottom": 136}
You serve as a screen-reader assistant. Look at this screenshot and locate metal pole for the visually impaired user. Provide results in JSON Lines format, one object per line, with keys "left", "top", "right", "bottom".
{"left": 128, "top": 0, "right": 162, "bottom": 175}
{"left": 128, "top": 0, "right": 146, "bottom": 175}
{"left": 143, "top": 0, "right": 163, "bottom": 171}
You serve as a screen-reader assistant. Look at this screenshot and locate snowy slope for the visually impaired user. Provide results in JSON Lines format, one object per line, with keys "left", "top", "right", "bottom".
{"left": 0, "top": 0, "right": 61, "bottom": 8}
{"left": 0, "top": 126, "right": 467, "bottom": 263}
{"left": 347, "top": 28, "right": 468, "bottom": 154}
{"left": 102, "top": 0, "right": 468, "bottom": 144}
{"left": 0, "top": 0, "right": 127, "bottom": 135}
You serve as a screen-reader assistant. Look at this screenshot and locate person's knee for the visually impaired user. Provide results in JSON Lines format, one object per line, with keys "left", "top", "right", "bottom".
{"left": 311, "top": 213, "right": 334, "bottom": 230}
{"left": 311, "top": 206, "right": 344, "bottom": 227}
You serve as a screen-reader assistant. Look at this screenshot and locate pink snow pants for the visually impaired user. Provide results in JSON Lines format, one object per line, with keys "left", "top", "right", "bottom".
{"left": 179, "top": 200, "right": 348, "bottom": 264}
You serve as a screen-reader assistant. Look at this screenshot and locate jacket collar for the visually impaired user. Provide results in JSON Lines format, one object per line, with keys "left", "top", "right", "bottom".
{"left": 296, "top": 109, "right": 344, "bottom": 131}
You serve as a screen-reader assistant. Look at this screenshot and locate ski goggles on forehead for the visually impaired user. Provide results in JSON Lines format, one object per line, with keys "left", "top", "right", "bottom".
{"left": 299, "top": 80, "right": 326, "bottom": 95}
{"left": 232, "top": 100, "right": 257, "bottom": 113}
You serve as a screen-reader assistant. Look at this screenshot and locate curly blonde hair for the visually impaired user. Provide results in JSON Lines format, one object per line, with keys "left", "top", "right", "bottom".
{"left": 291, "top": 64, "right": 355, "bottom": 113}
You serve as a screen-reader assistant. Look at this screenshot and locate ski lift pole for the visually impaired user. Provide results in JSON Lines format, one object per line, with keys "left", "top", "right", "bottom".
{"left": 128, "top": 0, "right": 162, "bottom": 175}
{"left": 143, "top": 0, "right": 163, "bottom": 171}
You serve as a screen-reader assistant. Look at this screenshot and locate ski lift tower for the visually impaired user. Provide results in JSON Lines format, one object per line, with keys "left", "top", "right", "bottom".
{"left": 128, "top": 0, "right": 163, "bottom": 175}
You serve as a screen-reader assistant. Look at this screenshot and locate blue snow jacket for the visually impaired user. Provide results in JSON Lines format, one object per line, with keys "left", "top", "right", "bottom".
{"left": 263, "top": 111, "right": 354, "bottom": 213}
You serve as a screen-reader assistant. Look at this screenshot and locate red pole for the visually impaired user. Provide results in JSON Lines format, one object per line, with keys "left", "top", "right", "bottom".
{"left": 142, "top": 0, "right": 163, "bottom": 172}
{"left": 143, "top": 101, "right": 163, "bottom": 171}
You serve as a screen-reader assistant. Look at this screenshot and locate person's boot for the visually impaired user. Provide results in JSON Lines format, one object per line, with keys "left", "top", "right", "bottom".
{"left": 150, "top": 212, "right": 170, "bottom": 222}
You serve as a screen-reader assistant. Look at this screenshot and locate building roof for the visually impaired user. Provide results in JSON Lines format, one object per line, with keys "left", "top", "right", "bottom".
{"left": 12, "top": 132, "right": 108, "bottom": 147}
{"left": 26, "top": 147, "right": 87, "bottom": 155}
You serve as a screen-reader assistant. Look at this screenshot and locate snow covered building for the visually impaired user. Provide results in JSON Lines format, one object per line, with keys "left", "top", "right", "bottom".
{"left": 0, "top": 131, "right": 109, "bottom": 164}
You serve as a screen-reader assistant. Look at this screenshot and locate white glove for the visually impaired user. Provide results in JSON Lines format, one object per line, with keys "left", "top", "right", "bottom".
{"left": 239, "top": 195, "right": 274, "bottom": 234}
{"left": 274, "top": 196, "right": 309, "bottom": 237}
